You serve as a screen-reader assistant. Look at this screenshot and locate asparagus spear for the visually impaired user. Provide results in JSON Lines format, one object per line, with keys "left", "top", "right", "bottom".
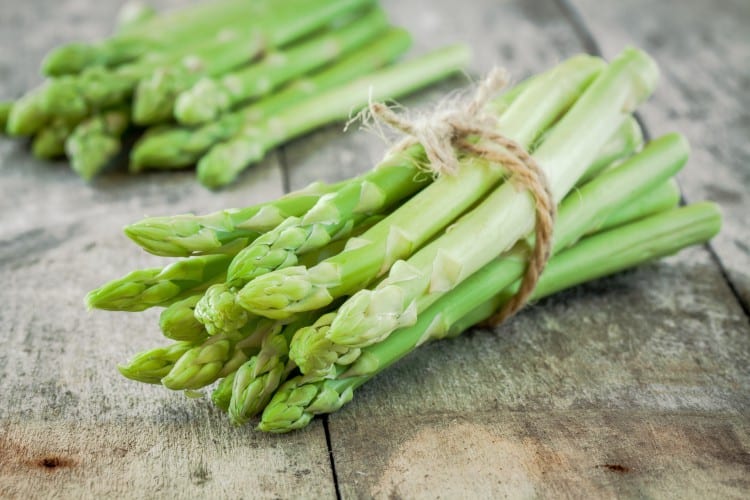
{"left": 6, "top": 86, "right": 48, "bottom": 136}
{"left": 114, "top": 2, "right": 157, "bottom": 33}
{"left": 31, "top": 119, "right": 78, "bottom": 159}
{"left": 161, "top": 318, "right": 279, "bottom": 390}
{"left": 159, "top": 295, "right": 208, "bottom": 342}
{"left": 86, "top": 254, "right": 232, "bottom": 311}
{"left": 320, "top": 48, "right": 659, "bottom": 351}
{"left": 196, "top": 44, "right": 472, "bottom": 188}
{"left": 236, "top": 54, "right": 607, "bottom": 318}
{"left": 118, "top": 342, "right": 194, "bottom": 384}
{"left": 130, "top": 28, "right": 412, "bottom": 169}
{"left": 289, "top": 132, "right": 687, "bottom": 376}
{"left": 132, "top": 0, "right": 375, "bottom": 125}
{"left": 65, "top": 108, "right": 130, "bottom": 180}
{"left": 123, "top": 180, "right": 347, "bottom": 257}
{"left": 212, "top": 373, "right": 237, "bottom": 411}
{"left": 39, "top": 0, "right": 373, "bottom": 124}
{"left": 260, "top": 201, "right": 721, "bottom": 432}
{"left": 0, "top": 101, "right": 12, "bottom": 132}
{"left": 174, "top": 8, "right": 390, "bottom": 125}
{"left": 42, "top": 0, "right": 266, "bottom": 76}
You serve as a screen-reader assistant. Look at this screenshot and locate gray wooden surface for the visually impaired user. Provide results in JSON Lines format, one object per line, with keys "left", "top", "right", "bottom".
{"left": 1, "top": 0, "right": 748, "bottom": 498}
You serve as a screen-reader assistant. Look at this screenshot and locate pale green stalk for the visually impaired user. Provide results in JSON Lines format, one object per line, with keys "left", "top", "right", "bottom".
{"left": 123, "top": 180, "right": 346, "bottom": 257}
{"left": 118, "top": 342, "right": 193, "bottom": 384}
{"left": 236, "top": 54, "right": 607, "bottom": 318}
{"left": 129, "top": 28, "right": 411, "bottom": 169}
{"left": 159, "top": 295, "right": 208, "bottom": 342}
{"left": 212, "top": 372, "right": 236, "bottom": 411}
{"left": 260, "top": 201, "right": 721, "bottom": 432}
{"left": 196, "top": 44, "right": 472, "bottom": 188}
{"left": 114, "top": 2, "right": 157, "bottom": 32}
{"left": 290, "top": 133, "right": 686, "bottom": 376}
{"left": 86, "top": 254, "right": 232, "bottom": 311}
{"left": 66, "top": 108, "right": 130, "bottom": 180}
{"left": 175, "top": 8, "right": 390, "bottom": 125}
{"left": 132, "top": 0, "right": 374, "bottom": 125}
{"left": 161, "top": 318, "right": 279, "bottom": 390}
{"left": 323, "top": 48, "right": 659, "bottom": 350}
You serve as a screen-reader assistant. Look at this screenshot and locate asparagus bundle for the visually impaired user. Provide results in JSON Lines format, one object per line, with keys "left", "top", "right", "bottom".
{"left": 88, "top": 49, "right": 721, "bottom": 433}
{"left": 1, "top": 0, "right": 468, "bottom": 187}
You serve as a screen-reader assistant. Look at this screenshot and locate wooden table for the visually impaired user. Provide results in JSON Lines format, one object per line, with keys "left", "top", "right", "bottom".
{"left": 1, "top": 0, "right": 748, "bottom": 497}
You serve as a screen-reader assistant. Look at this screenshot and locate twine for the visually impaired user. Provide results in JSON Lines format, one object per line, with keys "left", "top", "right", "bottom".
{"left": 368, "top": 69, "right": 556, "bottom": 325}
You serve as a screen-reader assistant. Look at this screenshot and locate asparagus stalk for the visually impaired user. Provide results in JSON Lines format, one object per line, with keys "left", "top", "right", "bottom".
{"left": 132, "top": 0, "right": 375, "bottom": 125}
{"left": 65, "top": 108, "right": 130, "bottom": 180}
{"left": 42, "top": 0, "right": 266, "bottom": 76}
{"left": 161, "top": 318, "right": 280, "bottom": 390}
{"left": 159, "top": 295, "right": 208, "bottom": 342}
{"left": 114, "top": 2, "right": 157, "bottom": 33}
{"left": 595, "top": 178, "right": 680, "bottom": 231}
{"left": 86, "top": 254, "right": 232, "bottom": 311}
{"left": 123, "top": 180, "right": 347, "bottom": 257}
{"left": 212, "top": 372, "right": 237, "bottom": 411}
{"left": 130, "top": 28, "right": 412, "bottom": 169}
{"left": 196, "top": 44, "right": 472, "bottom": 188}
{"left": 31, "top": 119, "right": 78, "bottom": 159}
{"left": 260, "top": 201, "right": 721, "bottom": 432}
{"left": 290, "top": 132, "right": 687, "bottom": 376}
{"left": 174, "top": 8, "right": 390, "bottom": 125}
{"left": 6, "top": 86, "right": 48, "bottom": 136}
{"left": 118, "top": 342, "right": 194, "bottom": 384}
{"left": 236, "top": 54, "right": 607, "bottom": 318}
{"left": 321, "top": 48, "right": 659, "bottom": 350}
{"left": 0, "top": 101, "right": 12, "bottom": 132}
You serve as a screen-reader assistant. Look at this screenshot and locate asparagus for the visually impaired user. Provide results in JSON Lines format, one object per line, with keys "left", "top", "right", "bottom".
{"left": 42, "top": 0, "right": 266, "bottom": 75}
{"left": 289, "top": 132, "right": 687, "bottom": 376}
{"left": 236, "top": 54, "right": 607, "bottom": 318}
{"left": 196, "top": 44, "right": 472, "bottom": 188}
{"left": 0, "top": 101, "right": 12, "bottom": 132}
{"left": 320, "top": 48, "right": 659, "bottom": 350}
{"left": 65, "top": 108, "right": 130, "bottom": 180}
{"left": 31, "top": 119, "right": 78, "bottom": 159}
{"left": 38, "top": 0, "right": 373, "bottom": 124}
{"left": 123, "top": 180, "right": 346, "bottom": 257}
{"left": 6, "top": 86, "right": 48, "bottom": 136}
{"left": 118, "top": 342, "right": 194, "bottom": 384}
{"left": 130, "top": 28, "right": 412, "bottom": 169}
{"left": 132, "top": 0, "right": 375, "bottom": 125}
{"left": 260, "top": 201, "right": 721, "bottom": 432}
{"left": 174, "top": 8, "right": 390, "bottom": 125}
{"left": 212, "top": 373, "right": 237, "bottom": 411}
{"left": 161, "top": 318, "right": 279, "bottom": 390}
{"left": 159, "top": 295, "right": 208, "bottom": 342}
{"left": 114, "top": 2, "right": 157, "bottom": 33}
{"left": 86, "top": 254, "right": 232, "bottom": 311}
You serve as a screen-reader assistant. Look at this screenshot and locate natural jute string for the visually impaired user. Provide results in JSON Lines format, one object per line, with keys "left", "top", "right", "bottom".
{"left": 368, "top": 69, "right": 556, "bottom": 326}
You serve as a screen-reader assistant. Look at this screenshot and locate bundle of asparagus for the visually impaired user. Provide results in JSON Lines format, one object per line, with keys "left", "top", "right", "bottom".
{"left": 1, "top": 0, "right": 468, "bottom": 187}
{"left": 87, "top": 48, "right": 721, "bottom": 433}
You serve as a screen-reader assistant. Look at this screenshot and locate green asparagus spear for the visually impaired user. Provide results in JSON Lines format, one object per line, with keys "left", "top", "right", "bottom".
{"left": 130, "top": 28, "right": 412, "bottom": 169}
{"left": 123, "top": 180, "right": 347, "bottom": 257}
{"left": 42, "top": 0, "right": 267, "bottom": 75}
{"left": 161, "top": 318, "right": 279, "bottom": 390}
{"left": 0, "top": 100, "right": 13, "bottom": 132}
{"left": 31, "top": 119, "right": 78, "bottom": 159}
{"left": 86, "top": 254, "right": 232, "bottom": 311}
{"left": 114, "top": 2, "right": 157, "bottom": 33}
{"left": 260, "top": 201, "right": 721, "bottom": 432}
{"left": 132, "top": 0, "right": 375, "bottom": 125}
{"left": 196, "top": 44, "right": 472, "bottom": 188}
{"left": 118, "top": 342, "right": 194, "bottom": 384}
{"left": 236, "top": 54, "right": 606, "bottom": 319}
{"left": 212, "top": 372, "right": 237, "bottom": 411}
{"left": 289, "top": 132, "right": 687, "bottom": 376}
{"left": 320, "top": 48, "right": 659, "bottom": 351}
{"left": 174, "top": 8, "right": 390, "bottom": 125}
{"left": 65, "top": 108, "right": 130, "bottom": 180}
{"left": 6, "top": 86, "right": 48, "bottom": 136}
{"left": 159, "top": 295, "right": 209, "bottom": 342}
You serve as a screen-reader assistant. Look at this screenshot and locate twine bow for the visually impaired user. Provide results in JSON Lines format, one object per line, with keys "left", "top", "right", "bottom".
{"left": 369, "top": 69, "right": 556, "bottom": 325}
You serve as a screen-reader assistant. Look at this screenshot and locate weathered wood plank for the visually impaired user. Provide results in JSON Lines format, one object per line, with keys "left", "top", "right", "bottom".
{"left": 0, "top": 1, "right": 335, "bottom": 497}
{"left": 570, "top": 0, "right": 750, "bottom": 310}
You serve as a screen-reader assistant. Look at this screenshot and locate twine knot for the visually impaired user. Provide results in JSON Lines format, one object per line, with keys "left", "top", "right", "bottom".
{"left": 368, "top": 68, "right": 557, "bottom": 325}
